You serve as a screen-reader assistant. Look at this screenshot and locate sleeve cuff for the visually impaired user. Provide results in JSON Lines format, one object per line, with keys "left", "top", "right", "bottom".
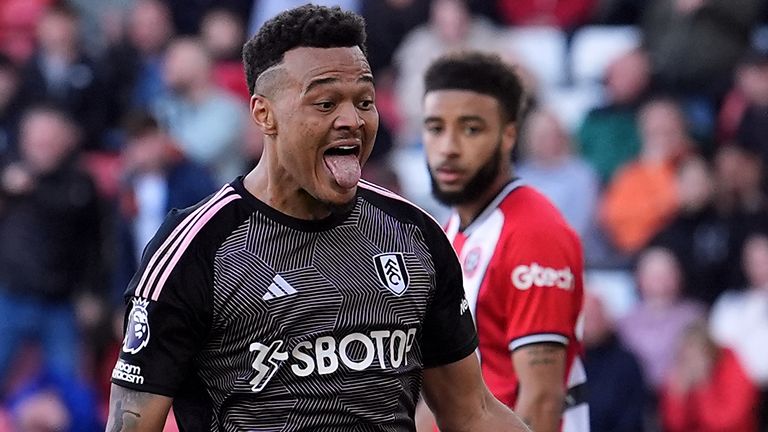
{"left": 509, "top": 333, "right": 568, "bottom": 352}
{"left": 111, "top": 377, "right": 176, "bottom": 398}
{"left": 422, "top": 334, "right": 479, "bottom": 369}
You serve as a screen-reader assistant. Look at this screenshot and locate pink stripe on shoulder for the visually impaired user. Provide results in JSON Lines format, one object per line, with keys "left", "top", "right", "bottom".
{"left": 150, "top": 193, "right": 240, "bottom": 301}
{"left": 134, "top": 185, "right": 234, "bottom": 298}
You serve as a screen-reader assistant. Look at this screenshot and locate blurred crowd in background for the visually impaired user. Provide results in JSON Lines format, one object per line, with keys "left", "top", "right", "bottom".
{"left": 0, "top": 0, "right": 767, "bottom": 431}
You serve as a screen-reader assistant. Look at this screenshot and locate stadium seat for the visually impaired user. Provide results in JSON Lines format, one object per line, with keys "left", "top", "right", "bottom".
{"left": 542, "top": 84, "right": 605, "bottom": 133}
{"left": 570, "top": 25, "right": 642, "bottom": 85}
{"left": 502, "top": 26, "right": 568, "bottom": 90}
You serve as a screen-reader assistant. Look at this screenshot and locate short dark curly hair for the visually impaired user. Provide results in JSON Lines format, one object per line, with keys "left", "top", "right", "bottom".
{"left": 242, "top": 4, "right": 367, "bottom": 95}
{"left": 424, "top": 52, "right": 525, "bottom": 123}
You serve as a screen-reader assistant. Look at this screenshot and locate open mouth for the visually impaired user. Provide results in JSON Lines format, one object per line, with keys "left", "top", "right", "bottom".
{"left": 323, "top": 144, "right": 362, "bottom": 189}
{"left": 324, "top": 145, "right": 360, "bottom": 157}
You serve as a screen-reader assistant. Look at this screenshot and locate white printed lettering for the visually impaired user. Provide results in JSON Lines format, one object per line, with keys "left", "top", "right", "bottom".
{"left": 339, "top": 333, "right": 375, "bottom": 371}
{"left": 315, "top": 336, "right": 338, "bottom": 375}
{"left": 291, "top": 341, "right": 314, "bottom": 377}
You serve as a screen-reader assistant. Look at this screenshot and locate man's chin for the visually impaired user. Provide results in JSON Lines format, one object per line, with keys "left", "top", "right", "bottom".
{"left": 431, "top": 187, "right": 470, "bottom": 206}
{"left": 321, "top": 188, "right": 358, "bottom": 212}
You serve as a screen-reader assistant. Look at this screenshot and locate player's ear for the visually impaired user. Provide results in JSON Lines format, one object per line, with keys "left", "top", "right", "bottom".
{"left": 250, "top": 95, "right": 277, "bottom": 136}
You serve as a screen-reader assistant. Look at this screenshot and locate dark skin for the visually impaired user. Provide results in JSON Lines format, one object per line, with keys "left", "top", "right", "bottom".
{"left": 104, "top": 387, "right": 170, "bottom": 431}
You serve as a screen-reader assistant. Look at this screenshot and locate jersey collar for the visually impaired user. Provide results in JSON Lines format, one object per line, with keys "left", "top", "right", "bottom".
{"left": 448, "top": 178, "right": 524, "bottom": 237}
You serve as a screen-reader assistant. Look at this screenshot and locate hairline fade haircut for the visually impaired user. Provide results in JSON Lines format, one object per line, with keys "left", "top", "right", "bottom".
{"left": 242, "top": 4, "right": 368, "bottom": 96}
{"left": 424, "top": 52, "right": 525, "bottom": 123}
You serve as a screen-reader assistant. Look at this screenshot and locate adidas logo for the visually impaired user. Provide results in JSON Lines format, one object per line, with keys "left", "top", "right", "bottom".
{"left": 262, "top": 274, "right": 297, "bottom": 301}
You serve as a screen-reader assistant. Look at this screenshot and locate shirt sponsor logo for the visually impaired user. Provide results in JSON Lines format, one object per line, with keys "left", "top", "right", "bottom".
{"left": 122, "top": 298, "right": 150, "bottom": 354}
{"left": 511, "top": 263, "right": 574, "bottom": 291}
{"left": 248, "top": 328, "right": 418, "bottom": 392}
{"left": 112, "top": 359, "right": 144, "bottom": 385}
{"left": 373, "top": 253, "right": 410, "bottom": 295}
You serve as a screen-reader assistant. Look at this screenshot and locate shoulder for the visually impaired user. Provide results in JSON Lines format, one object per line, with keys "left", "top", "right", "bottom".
{"left": 147, "top": 185, "right": 242, "bottom": 262}
{"left": 127, "top": 185, "right": 244, "bottom": 301}
{"left": 500, "top": 186, "right": 579, "bottom": 240}
{"left": 357, "top": 180, "right": 456, "bottom": 255}
{"left": 358, "top": 180, "right": 443, "bottom": 232}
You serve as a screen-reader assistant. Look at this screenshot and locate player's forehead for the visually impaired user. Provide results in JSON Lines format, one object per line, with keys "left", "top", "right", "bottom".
{"left": 281, "top": 46, "right": 372, "bottom": 90}
{"left": 423, "top": 89, "right": 501, "bottom": 121}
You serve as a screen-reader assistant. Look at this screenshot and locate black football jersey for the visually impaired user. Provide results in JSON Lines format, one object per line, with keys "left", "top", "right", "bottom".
{"left": 112, "top": 178, "right": 478, "bottom": 431}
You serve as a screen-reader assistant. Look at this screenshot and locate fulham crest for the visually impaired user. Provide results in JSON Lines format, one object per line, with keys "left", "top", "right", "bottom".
{"left": 123, "top": 298, "right": 151, "bottom": 354}
{"left": 374, "top": 253, "right": 410, "bottom": 295}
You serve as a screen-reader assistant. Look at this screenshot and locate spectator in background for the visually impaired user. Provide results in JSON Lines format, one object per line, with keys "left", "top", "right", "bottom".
{"left": 361, "top": 0, "right": 430, "bottom": 76}
{"left": 200, "top": 7, "right": 249, "bottom": 102}
{"left": 0, "top": 105, "right": 100, "bottom": 392}
{"left": 112, "top": 111, "right": 216, "bottom": 303}
{"left": 153, "top": 37, "right": 246, "bottom": 184}
{"left": 517, "top": 109, "right": 599, "bottom": 237}
{"left": 163, "top": 0, "right": 252, "bottom": 36}
{"left": 102, "top": 0, "right": 174, "bottom": 137}
{"left": 0, "top": 0, "right": 53, "bottom": 64}
{"left": 582, "top": 293, "right": 647, "bottom": 432}
{"left": 660, "top": 322, "right": 758, "bottom": 432}
{"left": 599, "top": 98, "right": 691, "bottom": 255}
{"left": 0, "top": 54, "right": 24, "bottom": 163}
{"left": 642, "top": 0, "right": 761, "bottom": 143}
{"left": 713, "top": 144, "right": 768, "bottom": 278}
{"left": 394, "top": 0, "right": 509, "bottom": 146}
{"left": 735, "top": 52, "right": 768, "bottom": 183}
{"left": 717, "top": 50, "right": 768, "bottom": 148}
{"left": 495, "top": 0, "right": 596, "bottom": 30}
{"left": 577, "top": 48, "right": 650, "bottom": 183}
{"left": 710, "top": 232, "right": 768, "bottom": 429}
{"left": 651, "top": 156, "right": 736, "bottom": 306}
{"left": 6, "top": 370, "right": 101, "bottom": 432}
{"left": 20, "top": 1, "right": 106, "bottom": 150}
{"left": 618, "top": 247, "right": 706, "bottom": 391}
{"left": 248, "top": 0, "right": 360, "bottom": 37}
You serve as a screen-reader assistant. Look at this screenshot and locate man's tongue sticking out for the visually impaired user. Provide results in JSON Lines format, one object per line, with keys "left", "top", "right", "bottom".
{"left": 324, "top": 153, "right": 361, "bottom": 189}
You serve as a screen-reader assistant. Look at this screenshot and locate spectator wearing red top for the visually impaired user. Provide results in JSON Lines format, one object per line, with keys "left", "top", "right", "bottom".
{"left": 660, "top": 323, "right": 758, "bottom": 432}
{"left": 495, "top": 0, "right": 596, "bottom": 30}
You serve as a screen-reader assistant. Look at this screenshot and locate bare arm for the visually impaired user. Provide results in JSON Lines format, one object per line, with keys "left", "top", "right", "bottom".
{"left": 105, "top": 384, "right": 173, "bottom": 432}
{"left": 422, "top": 353, "right": 530, "bottom": 432}
{"left": 512, "top": 343, "right": 566, "bottom": 432}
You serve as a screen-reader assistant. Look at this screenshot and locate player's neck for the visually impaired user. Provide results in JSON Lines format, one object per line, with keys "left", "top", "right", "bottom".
{"left": 243, "top": 164, "right": 335, "bottom": 220}
{"left": 455, "top": 173, "right": 514, "bottom": 230}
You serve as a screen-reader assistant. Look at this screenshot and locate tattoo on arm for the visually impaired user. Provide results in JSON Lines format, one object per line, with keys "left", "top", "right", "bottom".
{"left": 525, "top": 344, "right": 559, "bottom": 367}
{"left": 107, "top": 387, "right": 158, "bottom": 432}
{"left": 108, "top": 399, "right": 142, "bottom": 432}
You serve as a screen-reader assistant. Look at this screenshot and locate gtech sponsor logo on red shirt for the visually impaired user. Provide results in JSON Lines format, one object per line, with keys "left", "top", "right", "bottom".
{"left": 511, "top": 263, "right": 574, "bottom": 291}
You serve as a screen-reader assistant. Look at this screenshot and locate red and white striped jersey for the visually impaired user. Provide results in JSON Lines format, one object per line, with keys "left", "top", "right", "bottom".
{"left": 445, "top": 180, "right": 589, "bottom": 432}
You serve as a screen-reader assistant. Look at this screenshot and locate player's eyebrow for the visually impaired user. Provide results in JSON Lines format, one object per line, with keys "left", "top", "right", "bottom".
{"left": 458, "top": 115, "right": 485, "bottom": 123}
{"left": 358, "top": 75, "right": 375, "bottom": 86}
{"left": 304, "top": 75, "right": 375, "bottom": 94}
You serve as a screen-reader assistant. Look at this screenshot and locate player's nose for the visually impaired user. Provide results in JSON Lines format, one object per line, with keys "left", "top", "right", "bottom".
{"left": 333, "top": 101, "right": 364, "bottom": 130}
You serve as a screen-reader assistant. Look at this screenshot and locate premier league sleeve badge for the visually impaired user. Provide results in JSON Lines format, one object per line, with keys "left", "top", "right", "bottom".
{"left": 122, "top": 298, "right": 151, "bottom": 354}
